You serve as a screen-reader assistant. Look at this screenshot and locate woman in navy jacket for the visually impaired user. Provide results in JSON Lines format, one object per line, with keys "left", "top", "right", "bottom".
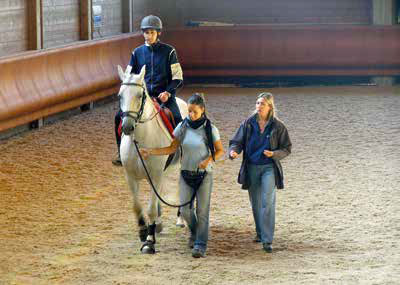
{"left": 229, "top": 92, "right": 291, "bottom": 253}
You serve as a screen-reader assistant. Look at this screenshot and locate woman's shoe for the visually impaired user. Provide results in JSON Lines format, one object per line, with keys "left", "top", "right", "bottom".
{"left": 192, "top": 247, "right": 205, "bottom": 258}
{"left": 263, "top": 243, "right": 273, "bottom": 253}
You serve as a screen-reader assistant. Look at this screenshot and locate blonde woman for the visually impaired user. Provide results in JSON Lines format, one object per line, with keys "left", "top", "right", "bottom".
{"left": 229, "top": 93, "right": 292, "bottom": 253}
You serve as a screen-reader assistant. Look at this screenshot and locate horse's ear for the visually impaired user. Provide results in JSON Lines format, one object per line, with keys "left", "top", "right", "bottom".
{"left": 139, "top": 65, "right": 146, "bottom": 82}
{"left": 117, "top": 65, "right": 125, "bottom": 81}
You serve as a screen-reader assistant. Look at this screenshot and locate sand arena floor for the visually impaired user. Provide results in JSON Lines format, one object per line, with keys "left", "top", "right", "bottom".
{"left": 1, "top": 86, "right": 399, "bottom": 284}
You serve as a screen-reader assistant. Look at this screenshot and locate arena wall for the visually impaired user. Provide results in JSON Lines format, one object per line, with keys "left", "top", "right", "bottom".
{"left": 0, "top": 33, "right": 142, "bottom": 132}
{"left": 1, "top": 25, "right": 399, "bottom": 132}
{"left": 0, "top": 1, "right": 398, "bottom": 134}
{"left": 0, "top": 0, "right": 125, "bottom": 57}
{"left": 165, "top": 0, "right": 372, "bottom": 26}
{"left": 162, "top": 26, "right": 400, "bottom": 77}
{"left": 0, "top": 0, "right": 378, "bottom": 58}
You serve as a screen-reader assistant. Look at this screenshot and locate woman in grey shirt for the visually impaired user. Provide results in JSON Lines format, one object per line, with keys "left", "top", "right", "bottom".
{"left": 140, "top": 93, "right": 224, "bottom": 258}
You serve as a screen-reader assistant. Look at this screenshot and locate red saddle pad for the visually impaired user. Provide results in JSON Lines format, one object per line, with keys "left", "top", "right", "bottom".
{"left": 152, "top": 99, "right": 175, "bottom": 137}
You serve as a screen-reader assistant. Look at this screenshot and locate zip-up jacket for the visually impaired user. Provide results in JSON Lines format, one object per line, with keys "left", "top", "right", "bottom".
{"left": 229, "top": 115, "right": 292, "bottom": 189}
{"left": 128, "top": 41, "right": 183, "bottom": 99}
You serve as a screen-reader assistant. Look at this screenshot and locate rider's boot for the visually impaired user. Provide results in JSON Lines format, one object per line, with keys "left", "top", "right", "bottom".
{"left": 112, "top": 153, "right": 122, "bottom": 166}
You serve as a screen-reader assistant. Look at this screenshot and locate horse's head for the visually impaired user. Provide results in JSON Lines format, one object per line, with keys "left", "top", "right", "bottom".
{"left": 117, "top": 65, "right": 147, "bottom": 135}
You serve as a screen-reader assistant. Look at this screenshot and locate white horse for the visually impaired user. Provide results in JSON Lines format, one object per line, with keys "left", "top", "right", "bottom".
{"left": 117, "top": 65, "right": 188, "bottom": 254}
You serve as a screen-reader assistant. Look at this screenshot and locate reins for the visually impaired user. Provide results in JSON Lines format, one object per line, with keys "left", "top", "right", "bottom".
{"left": 132, "top": 139, "right": 199, "bottom": 208}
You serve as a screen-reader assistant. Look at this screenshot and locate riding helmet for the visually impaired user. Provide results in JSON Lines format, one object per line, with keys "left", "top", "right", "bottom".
{"left": 140, "top": 15, "right": 162, "bottom": 31}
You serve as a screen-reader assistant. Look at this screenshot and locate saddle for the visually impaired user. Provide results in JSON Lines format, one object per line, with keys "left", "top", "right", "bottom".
{"left": 151, "top": 99, "right": 181, "bottom": 171}
{"left": 152, "top": 98, "right": 177, "bottom": 137}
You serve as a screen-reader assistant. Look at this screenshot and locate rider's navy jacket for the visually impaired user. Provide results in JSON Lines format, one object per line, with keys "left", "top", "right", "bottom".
{"left": 128, "top": 41, "right": 183, "bottom": 98}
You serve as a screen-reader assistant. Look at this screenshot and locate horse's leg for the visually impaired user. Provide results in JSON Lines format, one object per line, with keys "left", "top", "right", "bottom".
{"left": 176, "top": 207, "right": 185, "bottom": 228}
{"left": 140, "top": 204, "right": 157, "bottom": 254}
{"left": 155, "top": 200, "right": 163, "bottom": 233}
{"left": 141, "top": 178, "right": 162, "bottom": 254}
{"left": 125, "top": 174, "right": 148, "bottom": 242}
{"left": 154, "top": 180, "right": 167, "bottom": 233}
{"left": 146, "top": 187, "right": 160, "bottom": 237}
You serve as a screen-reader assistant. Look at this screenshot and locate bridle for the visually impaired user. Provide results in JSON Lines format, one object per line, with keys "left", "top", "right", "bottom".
{"left": 119, "top": 82, "right": 159, "bottom": 124}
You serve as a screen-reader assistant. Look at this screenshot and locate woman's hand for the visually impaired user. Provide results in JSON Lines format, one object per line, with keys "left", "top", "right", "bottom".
{"left": 198, "top": 158, "right": 210, "bottom": 169}
{"left": 139, "top": 148, "right": 151, "bottom": 159}
{"left": 230, "top": 150, "right": 239, "bottom": 159}
{"left": 263, "top": 150, "right": 274, "bottom": 157}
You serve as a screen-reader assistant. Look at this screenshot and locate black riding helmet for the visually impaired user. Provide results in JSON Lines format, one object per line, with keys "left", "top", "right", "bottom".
{"left": 140, "top": 15, "right": 162, "bottom": 31}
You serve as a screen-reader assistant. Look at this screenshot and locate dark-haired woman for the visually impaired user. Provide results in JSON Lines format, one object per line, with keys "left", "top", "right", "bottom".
{"left": 229, "top": 92, "right": 291, "bottom": 253}
{"left": 140, "top": 93, "right": 224, "bottom": 258}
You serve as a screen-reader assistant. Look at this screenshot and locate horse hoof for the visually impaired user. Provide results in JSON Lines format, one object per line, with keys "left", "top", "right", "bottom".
{"left": 155, "top": 222, "right": 163, "bottom": 233}
{"left": 141, "top": 241, "right": 156, "bottom": 254}
{"left": 139, "top": 227, "right": 148, "bottom": 242}
{"left": 141, "top": 246, "right": 156, "bottom": 254}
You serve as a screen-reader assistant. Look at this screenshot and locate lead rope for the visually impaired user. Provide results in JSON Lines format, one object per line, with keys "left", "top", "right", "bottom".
{"left": 132, "top": 139, "right": 196, "bottom": 208}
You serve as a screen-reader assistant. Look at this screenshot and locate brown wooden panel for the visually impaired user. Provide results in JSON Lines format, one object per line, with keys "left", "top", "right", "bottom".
{"left": 182, "top": 0, "right": 371, "bottom": 24}
{"left": 80, "top": 0, "right": 92, "bottom": 40}
{"left": 0, "top": 33, "right": 143, "bottom": 131}
{"left": 162, "top": 25, "right": 400, "bottom": 76}
{"left": 27, "top": 0, "right": 42, "bottom": 50}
